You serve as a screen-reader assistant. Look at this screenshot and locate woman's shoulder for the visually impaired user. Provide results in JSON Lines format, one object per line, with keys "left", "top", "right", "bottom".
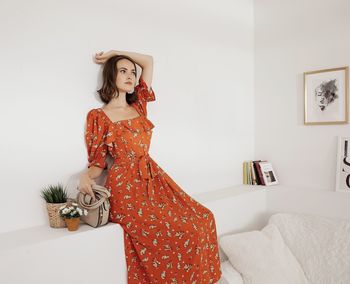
{"left": 87, "top": 107, "right": 104, "bottom": 117}
{"left": 86, "top": 108, "right": 107, "bottom": 125}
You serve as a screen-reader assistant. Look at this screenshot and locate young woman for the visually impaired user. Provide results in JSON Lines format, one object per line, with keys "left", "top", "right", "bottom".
{"left": 78, "top": 50, "right": 222, "bottom": 283}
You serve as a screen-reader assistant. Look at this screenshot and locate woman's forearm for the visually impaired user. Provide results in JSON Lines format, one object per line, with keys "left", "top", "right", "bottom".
{"left": 81, "top": 166, "right": 103, "bottom": 179}
{"left": 113, "top": 50, "right": 152, "bottom": 69}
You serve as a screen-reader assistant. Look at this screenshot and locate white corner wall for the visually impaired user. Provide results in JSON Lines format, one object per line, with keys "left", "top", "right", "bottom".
{"left": 0, "top": 0, "right": 254, "bottom": 234}
{"left": 254, "top": 0, "right": 350, "bottom": 191}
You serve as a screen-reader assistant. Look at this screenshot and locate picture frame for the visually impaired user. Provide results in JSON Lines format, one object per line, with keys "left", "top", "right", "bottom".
{"left": 335, "top": 136, "right": 350, "bottom": 193}
{"left": 304, "top": 66, "right": 349, "bottom": 125}
{"left": 259, "top": 162, "right": 279, "bottom": 186}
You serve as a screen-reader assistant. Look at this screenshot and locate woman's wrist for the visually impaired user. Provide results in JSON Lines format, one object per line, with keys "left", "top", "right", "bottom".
{"left": 80, "top": 171, "right": 91, "bottom": 179}
{"left": 111, "top": 50, "right": 152, "bottom": 68}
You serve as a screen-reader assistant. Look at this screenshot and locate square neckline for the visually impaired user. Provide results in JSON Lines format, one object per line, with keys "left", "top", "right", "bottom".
{"left": 99, "top": 104, "right": 142, "bottom": 124}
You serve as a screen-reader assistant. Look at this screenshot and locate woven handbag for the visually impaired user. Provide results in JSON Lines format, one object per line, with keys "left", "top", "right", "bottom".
{"left": 76, "top": 184, "right": 111, "bottom": 228}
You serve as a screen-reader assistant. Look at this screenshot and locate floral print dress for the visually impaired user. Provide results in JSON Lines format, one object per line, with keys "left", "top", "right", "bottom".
{"left": 85, "top": 77, "right": 222, "bottom": 284}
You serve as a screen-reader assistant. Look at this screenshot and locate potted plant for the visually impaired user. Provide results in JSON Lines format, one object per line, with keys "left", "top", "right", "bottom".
{"left": 41, "top": 183, "right": 68, "bottom": 228}
{"left": 59, "top": 202, "right": 88, "bottom": 231}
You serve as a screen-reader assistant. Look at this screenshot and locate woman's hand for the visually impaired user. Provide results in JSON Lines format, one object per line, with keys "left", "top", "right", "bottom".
{"left": 78, "top": 172, "right": 96, "bottom": 202}
{"left": 93, "top": 50, "right": 117, "bottom": 64}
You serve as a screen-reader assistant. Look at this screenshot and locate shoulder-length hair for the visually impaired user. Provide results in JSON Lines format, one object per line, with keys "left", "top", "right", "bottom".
{"left": 97, "top": 55, "right": 138, "bottom": 104}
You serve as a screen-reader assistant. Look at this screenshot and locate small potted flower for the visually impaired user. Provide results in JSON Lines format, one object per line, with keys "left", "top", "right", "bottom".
{"left": 59, "top": 202, "right": 88, "bottom": 231}
{"left": 41, "top": 183, "right": 69, "bottom": 228}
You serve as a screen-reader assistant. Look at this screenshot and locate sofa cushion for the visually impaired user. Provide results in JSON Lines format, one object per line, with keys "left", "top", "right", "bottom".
{"left": 218, "top": 260, "right": 244, "bottom": 284}
{"left": 268, "top": 212, "right": 350, "bottom": 284}
{"left": 219, "top": 223, "right": 309, "bottom": 284}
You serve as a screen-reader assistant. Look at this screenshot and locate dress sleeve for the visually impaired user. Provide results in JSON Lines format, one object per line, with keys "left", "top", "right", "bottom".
{"left": 134, "top": 77, "right": 156, "bottom": 116}
{"left": 84, "top": 109, "right": 108, "bottom": 170}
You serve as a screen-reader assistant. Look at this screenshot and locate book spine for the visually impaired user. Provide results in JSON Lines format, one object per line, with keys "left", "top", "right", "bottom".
{"left": 256, "top": 161, "right": 266, "bottom": 186}
{"left": 243, "top": 161, "right": 247, "bottom": 184}
{"left": 253, "top": 160, "right": 261, "bottom": 185}
{"left": 247, "top": 161, "right": 251, "bottom": 184}
{"left": 251, "top": 161, "right": 257, "bottom": 185}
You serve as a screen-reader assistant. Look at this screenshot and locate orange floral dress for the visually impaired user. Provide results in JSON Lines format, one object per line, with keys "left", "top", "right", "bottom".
{"left": 84, "top": 77, "right": 222, "bottom": 284}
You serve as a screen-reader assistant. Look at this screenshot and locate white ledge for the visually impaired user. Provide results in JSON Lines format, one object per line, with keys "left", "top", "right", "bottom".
{"left": 0, "top": 184, "right": 272, "bottom": 252}
{"left": 193, "top": 184, "right": 277, "bottom": 203}
{"left": 0, "top": 221, "right": 119, "bottom": 252}
{"left": 0, "top": 184, "right": 270, "bottom": 284}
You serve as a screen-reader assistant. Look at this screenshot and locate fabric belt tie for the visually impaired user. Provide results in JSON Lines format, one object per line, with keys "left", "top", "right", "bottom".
{"left": 114, "top": 153, "right": 157, "bottom": 199}
{"left": 138, "top": 153, "right": 157, "bottom": 199}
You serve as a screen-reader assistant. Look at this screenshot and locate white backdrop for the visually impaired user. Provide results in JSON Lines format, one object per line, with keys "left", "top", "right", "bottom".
{"left": 0, "top": 0, "right": 254, "bottom": 233}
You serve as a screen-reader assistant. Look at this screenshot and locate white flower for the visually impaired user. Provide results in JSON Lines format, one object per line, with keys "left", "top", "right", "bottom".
{"left": 83, "top": 209, "right": 88, "bottom": 216}
{"left": 72, "top": 202, "right": 78, "bottom": 206}
{"left": 59, "top": 205, "right": 66, "bottom": 210}
{"left": 77, "top": 208, "right": 83, "bottom": 216}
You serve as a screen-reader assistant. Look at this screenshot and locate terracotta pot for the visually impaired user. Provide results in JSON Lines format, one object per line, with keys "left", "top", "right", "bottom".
{"left": 64, "top": 217, "right": 81, "bottom": 231}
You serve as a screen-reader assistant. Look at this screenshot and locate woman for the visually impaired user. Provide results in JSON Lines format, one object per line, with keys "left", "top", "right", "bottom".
{"left": 78, "top": 50, "right": 222, "bottom": 283}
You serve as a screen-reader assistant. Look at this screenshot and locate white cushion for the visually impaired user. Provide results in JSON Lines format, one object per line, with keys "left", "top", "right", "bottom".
{"left": 268, "top": 213, "right": 350, "bottom": 284}
{"left": 218, "top": 260, "right": 244, "bottom": 284}
{"left": 219, "top": 223, "right": 309, "bottom": 284}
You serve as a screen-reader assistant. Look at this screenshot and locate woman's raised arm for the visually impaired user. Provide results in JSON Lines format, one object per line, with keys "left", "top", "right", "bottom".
{"left": 94, "top": 50, "right": 153, "bottom": 90}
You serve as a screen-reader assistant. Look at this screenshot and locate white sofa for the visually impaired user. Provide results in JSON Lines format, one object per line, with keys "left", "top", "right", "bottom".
{"left": 218, "top": 212, "right": 350, "bottom": 284}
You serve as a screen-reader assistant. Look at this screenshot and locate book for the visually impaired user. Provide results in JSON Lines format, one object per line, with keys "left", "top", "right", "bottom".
{"left": 254, "top": 160, "right": 268, "bottom": 185}
{"left": 259, "top": 161, "right": 279, "bottom": 186}
{"left": 243, "top": 161, "right": 247, "bottom": 184}
{"left": 250, "top": 161, "right": 257, "bottom": 185}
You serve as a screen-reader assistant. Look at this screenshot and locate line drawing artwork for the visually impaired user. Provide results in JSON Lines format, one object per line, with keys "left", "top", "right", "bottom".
{"left": 304, "top": 66, "right": 348, "bottom": 125}
{"left": 314, "top": 79, "right": 338, "bottom": 112}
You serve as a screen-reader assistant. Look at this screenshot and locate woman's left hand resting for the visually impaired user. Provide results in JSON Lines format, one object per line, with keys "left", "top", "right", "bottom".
{"left": 93, "top": 50, "right": 117, "bottom": 64}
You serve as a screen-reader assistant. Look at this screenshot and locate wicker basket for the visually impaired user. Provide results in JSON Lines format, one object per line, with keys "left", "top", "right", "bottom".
{"left": 46, "top": 202, "right": 67, "bottom": 228}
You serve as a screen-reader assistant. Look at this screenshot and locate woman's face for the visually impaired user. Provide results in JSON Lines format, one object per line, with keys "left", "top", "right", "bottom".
{"left": 315, "top": 86, "right": 329, "bottom": 109}
{"left": 115, "top": 59, "right": 137, "bottom": 93}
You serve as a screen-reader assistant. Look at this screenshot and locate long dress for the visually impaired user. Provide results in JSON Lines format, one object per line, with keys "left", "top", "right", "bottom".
{"left": 84, "top": 77, "right": 222, "bottom": 284}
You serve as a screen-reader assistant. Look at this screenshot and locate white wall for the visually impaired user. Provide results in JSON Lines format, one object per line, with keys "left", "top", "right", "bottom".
{"left": 0, "top": 0, "right": 254, "bottom": 233}
{"left": 254, "top": 0, "right": 350, "bottom": 192}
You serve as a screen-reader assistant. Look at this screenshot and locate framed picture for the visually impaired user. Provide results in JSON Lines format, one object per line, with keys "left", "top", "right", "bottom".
{"left": 259, "top": 162, "right": 279, "bottom": 186}
{"left": 304, "top": 66, "right": 349, "bottom": 125}
{"left": 335, "top": 136, "right": 350, "bottom": 193}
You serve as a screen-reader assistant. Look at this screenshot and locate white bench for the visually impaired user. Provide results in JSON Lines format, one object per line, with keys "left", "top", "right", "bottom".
{"left": 0, "top": 185, "right": 269, "bottom": 284}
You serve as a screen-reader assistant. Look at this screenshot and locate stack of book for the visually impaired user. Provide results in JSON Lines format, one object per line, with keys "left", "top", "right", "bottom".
{"left": 243, "top": 160, "right": 279, "bottom": 186}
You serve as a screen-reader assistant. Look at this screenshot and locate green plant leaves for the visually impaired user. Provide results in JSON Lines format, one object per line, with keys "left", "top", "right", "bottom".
{"left": 40, "top": 182, "right": 68, "bottom": 203}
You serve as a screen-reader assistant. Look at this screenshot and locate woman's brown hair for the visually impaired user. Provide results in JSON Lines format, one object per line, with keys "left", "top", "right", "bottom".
{"left": 97, "top": 55, "right": 138, "bottom": 104}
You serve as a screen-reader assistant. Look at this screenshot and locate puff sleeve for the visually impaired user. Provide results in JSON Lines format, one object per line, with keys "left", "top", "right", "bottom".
{"left": 134, "top": 77, "right": 156, "bottom": 116}
{"left": 84, "top": 109, "right": 108, "bottom": 170}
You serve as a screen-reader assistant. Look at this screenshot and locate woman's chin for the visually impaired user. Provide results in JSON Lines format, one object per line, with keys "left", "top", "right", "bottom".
{"left": 120, "top": 87, "right": 134, "bottom": 93}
